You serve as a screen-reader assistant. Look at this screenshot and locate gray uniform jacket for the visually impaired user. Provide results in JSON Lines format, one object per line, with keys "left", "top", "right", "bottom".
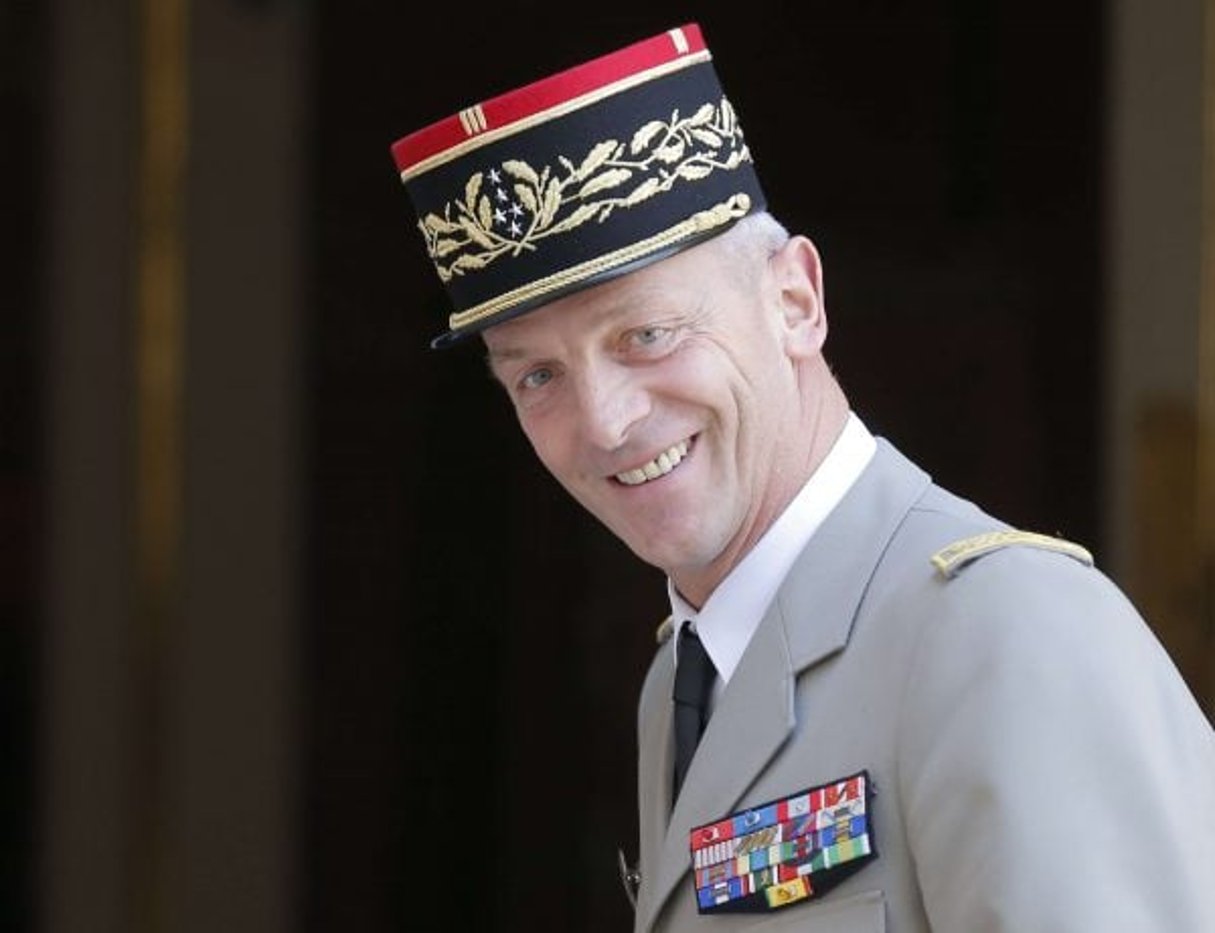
{"left": 633, "top": 440, "right": 1215, "bottom": 932}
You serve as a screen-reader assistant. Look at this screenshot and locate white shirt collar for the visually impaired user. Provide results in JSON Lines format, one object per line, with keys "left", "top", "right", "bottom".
{"left": 668, "top": 413, "right": 876, "bottom": 689}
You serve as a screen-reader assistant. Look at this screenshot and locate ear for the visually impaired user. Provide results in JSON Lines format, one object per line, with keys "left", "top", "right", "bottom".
{"left": 770, "top": 235, "right": 827, "bottom": 360}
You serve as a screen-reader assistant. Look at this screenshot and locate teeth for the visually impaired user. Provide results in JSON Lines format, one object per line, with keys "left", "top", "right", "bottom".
{"left": 616, "top": 440, "right": 690, "bottom": 486}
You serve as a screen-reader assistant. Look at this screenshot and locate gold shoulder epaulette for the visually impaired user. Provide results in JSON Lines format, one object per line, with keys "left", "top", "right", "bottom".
{"left": 931, "top": 530, "right": 1094, "bottom": 580}
{"left": 655, "top": 615, "right": 675, "bottom": 645}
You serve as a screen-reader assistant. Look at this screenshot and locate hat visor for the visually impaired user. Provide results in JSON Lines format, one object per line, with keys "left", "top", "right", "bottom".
{"left": 428, "top": 219, "right": 741, "bottom": 349}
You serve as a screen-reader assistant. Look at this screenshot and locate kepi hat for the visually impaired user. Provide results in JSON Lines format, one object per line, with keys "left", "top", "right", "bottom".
{"left": 391, "top": 23, "right": 767, "bottom": 347}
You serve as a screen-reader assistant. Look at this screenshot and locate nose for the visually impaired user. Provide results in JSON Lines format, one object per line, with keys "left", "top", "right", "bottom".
{"left": 574, "top": 359, "right": 650, "bottom": 451}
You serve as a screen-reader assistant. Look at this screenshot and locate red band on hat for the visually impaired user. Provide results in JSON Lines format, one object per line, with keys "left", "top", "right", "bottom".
{"left": 392, "top": 24, "right": 707, "bottom": 177}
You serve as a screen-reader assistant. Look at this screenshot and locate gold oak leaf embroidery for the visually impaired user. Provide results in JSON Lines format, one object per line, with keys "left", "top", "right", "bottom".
{"left": 417, "top": 97, "right": 753, "bottom": 281}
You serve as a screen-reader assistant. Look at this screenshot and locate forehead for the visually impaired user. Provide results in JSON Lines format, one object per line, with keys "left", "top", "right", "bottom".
{"left": 483, "top": 239, "right": 728, "bottom": 355}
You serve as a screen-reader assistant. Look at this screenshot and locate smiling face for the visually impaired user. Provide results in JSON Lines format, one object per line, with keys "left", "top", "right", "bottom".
{"left": 484, "top": 220, "right": 844, "bottom": 605}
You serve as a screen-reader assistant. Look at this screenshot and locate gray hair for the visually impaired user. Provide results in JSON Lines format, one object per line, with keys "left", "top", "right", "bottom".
{"left": 711, "top": 211, "right": 791, "bottom": 282}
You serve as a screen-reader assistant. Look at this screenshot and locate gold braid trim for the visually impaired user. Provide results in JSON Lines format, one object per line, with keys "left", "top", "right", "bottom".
{"left": 931, "top": 530, "right": 1094, "bottom": 580}
{"left": 419, "top": 97, "right": 751, "bottom": 284}
{"left": 446, "top": 192, "right": 752, "bottom": 332}
{"left": 401, "top": 51, "right": 713, "bottom": 182}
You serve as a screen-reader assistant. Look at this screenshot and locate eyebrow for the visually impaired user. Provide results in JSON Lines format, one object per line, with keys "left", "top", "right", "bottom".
{"left": 485, "top": 345, "right": 527, "bottom": 363}
{"left": 484, "top": 347, "right": 529, "bottom": 386}
{"left": 481, "top": 283, "right": 681, "bottom": 369}
{"left": 482, "top": 346, "right": 526, "bottom": 386}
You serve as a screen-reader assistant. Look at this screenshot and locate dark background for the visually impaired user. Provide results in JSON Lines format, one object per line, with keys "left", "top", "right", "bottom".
{"left": 4, "top": 1, "right": 46, "bottom": 929}
{"left": 5, "top": 1, "right": 1103, "bottom": 930}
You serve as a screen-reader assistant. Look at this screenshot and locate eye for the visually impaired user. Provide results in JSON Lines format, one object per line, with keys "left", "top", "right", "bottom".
{"left": 626, "top": 325, "right": 674, "bottom": 352}
{"left": 635, "top": 327, "right": 663, "bottom": 344}
{"left": 519, "top": 366, "right": 554, "bottom": 390}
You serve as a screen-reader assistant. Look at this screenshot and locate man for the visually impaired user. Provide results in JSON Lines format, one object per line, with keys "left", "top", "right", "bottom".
{"left": 390, "top": 24, "right": 1215, "bottom": 932}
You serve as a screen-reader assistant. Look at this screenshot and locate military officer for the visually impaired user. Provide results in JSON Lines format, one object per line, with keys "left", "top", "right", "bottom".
{"left": 389, "top": 23, "right": 1215, "bottom": 931}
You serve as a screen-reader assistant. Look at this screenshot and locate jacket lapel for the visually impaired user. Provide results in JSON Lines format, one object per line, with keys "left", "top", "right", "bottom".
{"left": 636, "top": 638, "right": 675, "bottom": 907}
{"left": 776, "top": 441, "right": 929, "bottom": 674}
{"left": 634, "top": 441, "right": 930, "bottom": 930}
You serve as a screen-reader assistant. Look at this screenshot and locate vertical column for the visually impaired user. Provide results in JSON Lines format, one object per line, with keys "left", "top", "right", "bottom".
{"left": 1200, "top": 0, "right": 1215, "bottom": 711}
{"left": 1107, "top": 0, "right": 1212, "bottom": 713}
{"left": 41, "top": 2, "right": 309, "bottom": 931}
{"left": 168, "top": 3, "right": 307, "bottom": 930}
{"left": 41, "top": 4, "right": 137, "bottom": 932}
{"left": 132, "top": 0, "right": 188, "bottom": 929}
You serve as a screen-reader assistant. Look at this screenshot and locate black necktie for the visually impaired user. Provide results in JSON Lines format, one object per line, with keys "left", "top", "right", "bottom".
{"left": 672, "top": 623, "right": 717, "bottom": 802}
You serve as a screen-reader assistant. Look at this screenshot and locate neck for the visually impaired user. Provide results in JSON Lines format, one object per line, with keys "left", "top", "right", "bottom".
{"left": 671, "top": 374, "right": 850, "bottom": 608}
